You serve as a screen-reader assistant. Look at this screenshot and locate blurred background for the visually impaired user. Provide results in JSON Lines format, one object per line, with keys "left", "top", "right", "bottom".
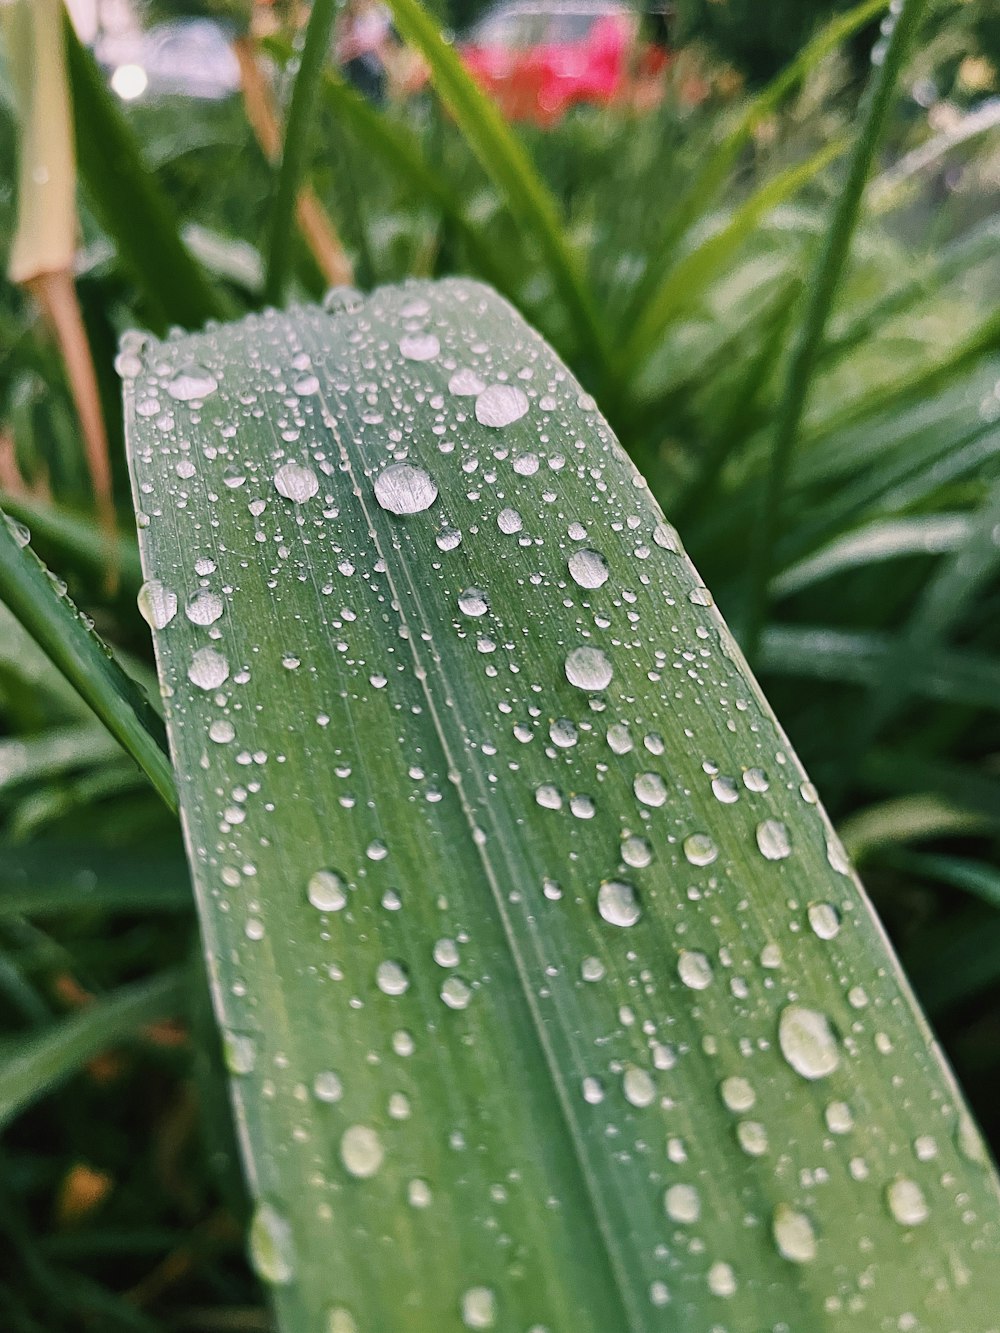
{"left": 2, "top": 1, "right": 1000, "bottom": 1329}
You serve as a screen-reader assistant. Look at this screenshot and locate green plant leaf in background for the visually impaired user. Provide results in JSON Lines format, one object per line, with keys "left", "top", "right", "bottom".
{"left": 124, "top": 279, "right": 999, "bottom": 1332}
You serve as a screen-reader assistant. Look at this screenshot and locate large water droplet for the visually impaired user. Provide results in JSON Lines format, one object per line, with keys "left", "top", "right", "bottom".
{"left": 138, "top": 579, "right": 177, "bottom": 629}
{"left": 185, "top": 589, "right": 224, "bottom": 626}
{"left": 778, "top": 1005, "right": 840, "bottom": 1080}
{"left": 597, "top": 880, "right": 641, "bottom": 928}
{"left": 399, "top": 333, "right": 440, "bottom": 361}
{"left": 248, "top": 1201, "right": 295, "bottom": 1284}
{"left": 623, "top": 1066, "right": 656, "bottom": 1107}
{"left": 325, "top": 1308, "right": 358, "bottom": 1333}
{"left": 461, "top": 1286, "right": 497, "bottom": 1328}
{"left": 475, "top": 384, "right": 528, "bottom": 427}
{"left": 568, "top": 548, "right": 609, "bottom": 589}
{"left": 772, "top": 1204, "right": 817, "bottom": 1262}
{"left": 449, "top": 368, "right": 486, "bottom": 396}
{"left": 458, "top": 587, "right": 489, "bottom": 617}
{"left": 376, "top": 959, "right": 410, "bottom": 996}
{"left": 756, "top": 819, "right": 792, "bottom": 860}
{"left": 188, "top": 647, "right": 229, "bottom": 690}
{"left": 664, "top": 1183, "right": 701, "bottom": 1223}
{"left": 634, "top": 771, "right": 667, "bottom": 807}
{"left": 374, "top": 463, "right": 438, "bottom": 515}
{"left": 565, "top": 645, "right": 613, "bottom": 692}
{"left": 707, "top": 1262, "right": 737, "bottom": 1298}
{"left": 807, "top": 902, "right": 840, "bottom": 940}
{"left": 678, "top": 949, "right": 713, "bottom": 990}
{"left": 497, "top": 507, "right": 523, "bottom": 535}
{"left": 683, "top": 833, "right": 717, "bottom": 867}
{"left": 886, "top": 1177, "right": 929, "bottom": 1226}
{"left": 340, "top": 1124, "right": 384, "bottom": 1178}
{"left": 274, "top": 461, "right": 319, "bottom": 503}
{"left": 313, "top": 1070, "right": 343, "bottom": 1103}
{"left": 308, "top": 869, "right": 347, "bottom": 912}
{"left": 166, "top": 364, "right": 217, "bottom": 401}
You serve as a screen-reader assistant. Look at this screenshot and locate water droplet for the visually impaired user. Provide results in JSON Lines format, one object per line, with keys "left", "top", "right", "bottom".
{"left": 340, "top": 1124, "right": 384, "bottom": 1178}
{"left": 757, "top": 819, "right": 792, "bottom": 860}
{"left": 778, "top": 1005, "right": 840, "bottom": 1080}
{"left": 886, "top": 1177, "right": 929, "bottom": 1226}
{"left": 185, "top": 589, "right": 224, "bottom": 626}
{"left": 535, "top": 784, "right": 563, "bottom": 810}
{"left": 581, "top": 956, "right": 605, "bottom": 982}
{"left": 223, "top": 1030, "right": 256, "bottom": 1075}
{"left": 807, "top": 902, "right": 840, "bottom": 940}
{"left": 433, "top": 938, "right": 460, "bottom": 968}
{"left": 441, "top": 976, "right": 472, "bottom": 1009}
{"left": 399, "top": 333, "right": 440, "bottom": 361}
{"left": 376, "top": 959, "right": 410, "bottom": 996}
{"left": 623, "top": 1066, "right": 656, "bottom": 1107}
{"left": 736, "top": 1120, "right": 768, "bottom": 1156}
{"left": 664, "top": 1183, "right": 700, "bottom": 1223}
{"left": 308, "top": 869, "right": 348, "bottom": 912}
{"left": 138, "top": 579, "right": 177, "bottom": 629}
{"left": 248, "top": 1201, "right": 295, "bottom": 1284}
{"left": 293, "top": 373, "right": 320, "bottom": 396}
{"left": 683, "top": 833, "right": 717, "bottom": 867}
{"left": 325, "top": 1308, "right": 358, "bottom": 1333}
{"left": 449, "top": 368, "right": 486, "bottom": 396}
{"left": 634, "top": 771, "right": 667, "bottom": 807}
{"left": 313, "top": 1070, "right": 343, "bottom": 1102}
{"left": 461, "top": 1286, "right": 497, "bottom": 1328}
{"left": 458, "top": 587, "right": 489, "bottom": 617}
{"left": 497, "top": 507, "right": 523, "bottom": 534}
{"left": 582, "top": 1075, "right": 605, "bottom": 1104}
{"left": 408, "top": 1178, "right": 432, "bottom": 1208}
{"left": 707, "top": 1261, "right": 737, "bottom": 1298}
{"left": 652, "top": 521, "right": 678, "bottom": 551}
{"left": 437, "top": 527, "right": 462, "bottom": 551}
{"left": 568, "top": 548, "right": 609, "bottom": 589}
{"left": 274, "top": 461, "right": 319, "bottom": 503}
{"left": 188, "top": 647, "right": 229, "bottom": 690}
{"left": 678, "top": 950, "right": 713, "bottom": 990}
{"left": 374, "top": 463, "right": 438, "bottom": 515}
{"left": 720, "top": 1076, "right": 755, "bottom": 1112}
{"left": 825, "top": 1101, "right": 854, "bottom": 1134}
{"left": 166, "top": 364, "right": 217, "bottom": 401}
{"left": 549, "top": 718, "right": 578, "bottom": 748}
{"left": 565, "top": 646, "right": 613, "bottom": 692}
{"left": 621, "top": 835, "right": 652, "bottom": 868}
{"left": 597, "top": 880, "right": 641, "bottom": 928}
{"left": 773, "top": 1204, "right": 817, "bottom": 1263}
{"left": 475, "top": 384, "right": 528, "bottom": 427}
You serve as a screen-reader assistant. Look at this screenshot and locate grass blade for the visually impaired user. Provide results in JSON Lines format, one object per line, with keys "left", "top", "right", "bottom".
{"left": 0, "top": 842, "right": 190, "bottom": 917}
{"left": 742, "top": 0, "right": 932, "bottom": 656}
{"left": 61, "top": 14, "right": 225, "bottom": 333}
{"left": 382, "top": 0, "right": 610, "bottom": 377}
{"left": 125, "top": 281, "right": 1000, "bottom": 1332}
{"left": 264, "top": 0, "right": 340, "bottom": 305}
{"left": 0, "top": 970, "right": 184, "bottom": 1127}
{"left": 0, "top": 507, "right": 175, "bottom": 810}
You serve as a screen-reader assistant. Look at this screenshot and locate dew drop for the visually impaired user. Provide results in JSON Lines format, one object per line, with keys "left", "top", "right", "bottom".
{"left": 757, "top": 819, "right": 792, "bottom": 860}
{"left": 778, "top": 1005, "right": 840, "bottom": 1080}
{"left": 223, "top": 1031, "right": 256, "bottom": 1075}
{"left": 399, "top": 333, "right": 440, "bottom": 361}
{"left": 720, "top": 1076, "right": 755, "bottom": 1112}
{"left": 807, "top": 902, "right": 841, "bottom": 940}
{"left": 475, "top": 384, "right": 528, "bottom": 427}
{"left": 308, "top": 869, "right": 348, "bottom": 912}
{"left": 248, "top": 1202, "right": 295, "bottom": 1285}
{"left": 441, "top": 976, "right": 472, "bottom": 1009}
{"left": 707, "top": 1261, "right": 737, "bottom": 1298}
{"left": 773, "top": 1204, "right": 817, "bottom": 1263}
{"left": 340, "top": 1124, "right": 384, "bottom": 1178}
{"left": 565, "top": 645, "right": 613, "bottom": 692}
{"left": 664, "top": 1184, "right": 700, "bottom": 1224}
{"left": 374, "top": 463, "right": 438, "bottom": 515}
{"left": 623, "top": 1066, "right": 656, "bottom": 1107}
{"left": 313, "top": 1070, "right": 343, "bottom": 1102}
{"left": 737, "top": 1120, "right": 768, "bottom": 1156}
{"left": 138, "top": 579, "right": 177, "bottom": 629}
{"left": 449, "top": 368, "right": 486, "bottom": 396}
{"left": 886, "top": 1177, "right": 930, "bottom": 1226}
{"left": 166, "top": 364, "right": 217, "bottom": 401}
{"left": 597, "top": 880, "right": 641, "bottom": 928}
{"left": 185, "top": 589, "right": 224, "bottom": 626}
{"left": 678, "top": 949, "right": 713, "bottom": 990}
{"left": 293, "top": 373, "right": 320, "bottom": 396}
{"left": 634, "top": 771, "right": 667, "bottom": 807}
{"left": 376, "top": 960, "right": 410, "bottom": 996}
{"left": 825, "top": 1101, "right": 854, "bottom": 1134}
{"left": 273, "top": 460, "right": 319, "bottom": 503}
{"left": 683, "top": 833, "right": 717, "bottom": 867}
{"left": 461, "top": 1285, "right": 497, "bottom": 1328}
{"left": 188, "top": 647, "right": 229, "bottom": 690}
{"left": 325, "top": 1309, "right": 358, "bottom": 1333}
{"left": 568, "top": 548, "right": 610, "bottom": 589}
{"left": 458, "top": 587, "right": 489, "bottom": 617}
{"left": 497, "top": 507, "right": 523, "bottom": 534}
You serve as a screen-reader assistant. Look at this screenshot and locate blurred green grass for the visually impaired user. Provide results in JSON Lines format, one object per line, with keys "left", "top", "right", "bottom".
{"left": 1, "top": 6, "right": 1000, "bottom": 1327}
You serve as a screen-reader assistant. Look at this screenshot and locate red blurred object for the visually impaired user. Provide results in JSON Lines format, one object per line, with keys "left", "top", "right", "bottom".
{"left": 459, "top": 1, "right": 658, "bottom": 125}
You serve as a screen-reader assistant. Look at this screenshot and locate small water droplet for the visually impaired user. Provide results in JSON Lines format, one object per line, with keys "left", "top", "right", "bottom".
{"left": 461, "top": 1285, "right": 497, "bottom": 1328}
{"left": 274, "top": 461, "right": 319, "bottom": 503}
{"left": 185, "top": 589, "right": 224, "bottom": 626}
{"left": 683, "top": 833, "right": 717, "bottom": 867}
{"left": 376, "top": 959, "right": 410, "bottom": 996}
{"left": 597, "top": 880, "right": 641, "bottom": 928}
{"left": 475, "top": 384, "right": 528, "bottom": 427}
{"left": 886, "top": 1177, "right": 929, "bottom": 1226}
{"left": 399, "top": 333, "right": 440, "bottom": 361}
{"left": 374, "top": 463, "right": 438, "bottom": 515}
{"left": 623, "top": 1066, "right": 656, "bottom": 1107}
{"left": 441, "top": 976, "right": 472, "bottom": 1009}
{"left": 458, "top": 587, "right": 489, "bottom": 617}
{"left": 737, "top": 1120, "right": 768, "bottom": 1156}
{"left": 138, "top": 580, "right": 177, "bottom": 629}
{"left": 325, "top": 1308, "right": 358, "bottom": 1333}
{"left": 664, "top": 1184, "right": 700, "bottom": 1223}
{"left": 565, "top": 645, "right": 613, "bottom": 692}
{"left": 707, "top": 1261, "right": 737, "bottom": 1298}
{"left": 313, "top": 1070, "right": 343, "bottom": 1103}
{"left": 449, "top": 368, "right": 486, "bottom": 396}
{"left": 634, "top": 771, "right": 667, "bottom": 808}
{"left": 678, "top": 950, "right": 713, "bottom": 990}
{"left": 497, "top": 507, "right": 523, "bottom": 535}
{"left": 807, "top": 902, "right": 841, "bottom": 940}
{"left": 778, "top": 1005, "right": 840, "bottom": 1080}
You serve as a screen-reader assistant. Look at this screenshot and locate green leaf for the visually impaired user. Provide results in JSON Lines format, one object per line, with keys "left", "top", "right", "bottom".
{"left": 124, "top": 281, "right": 1000, "bottom": 1332}
{"left": 61, "top": 14, "right": 226, "bottom": 333}
{"left": 886, "top": 851, "right": 1000, "bottom": 913}
{"left": 381, "top": 0, "right": 610, "bottom": 378}
{"left": 0, "top": 508, "right": 176, "bottom": 811}
{"left": 0, "top": 841, "right": 190, "bottom": 917}
{"left": 0, "top": 491, "right": 143, "bottom": 594}
{"left": 0, "top": 970, "right": 185, "bottom": 1127}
